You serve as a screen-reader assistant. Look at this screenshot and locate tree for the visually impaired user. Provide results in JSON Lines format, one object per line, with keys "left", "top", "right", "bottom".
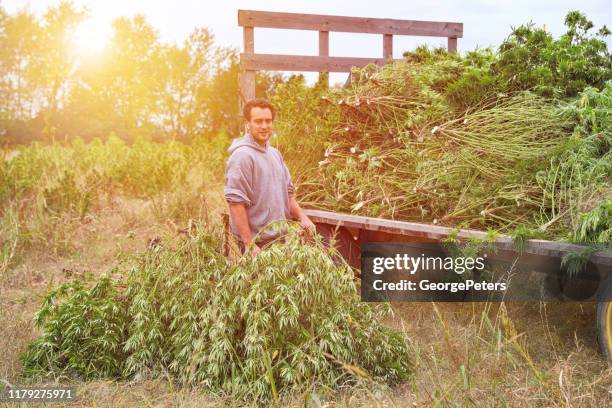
{"left": 152, "top": 28, "right": 217, "bottom": 140}
{"left": 64, "top": 14, "right": 168, "bottom": 141}
{"left": 0, "top": 8, "right": 43, "bottom": 122}
{"left": 38, "top": 2, "right": 84, "bottom": 115}
{"left": 0, "top": 2, "right": 85, "bottom": 143}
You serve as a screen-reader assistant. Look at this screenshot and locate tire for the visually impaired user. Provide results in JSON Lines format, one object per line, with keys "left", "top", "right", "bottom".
{"left": 597, "top": 278, "right": 612, "bottom": 361}
{"left": 597, "top": 274, "right": 612, "bottom": 363}
{"left": 597, "top": 301, "right": 612, "bottom": 361}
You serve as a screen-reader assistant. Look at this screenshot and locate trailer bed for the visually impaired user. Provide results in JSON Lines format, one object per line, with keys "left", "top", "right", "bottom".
{"left": 304, "top": 209, "right": 612, "bottom": 268}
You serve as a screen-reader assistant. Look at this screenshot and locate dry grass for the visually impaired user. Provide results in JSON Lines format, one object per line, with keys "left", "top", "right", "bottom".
{"left": 1, "top": 190, "right": 610, "bottom": 407}
{"left": 389, "top": 302, "right": 611, "bottom": 407}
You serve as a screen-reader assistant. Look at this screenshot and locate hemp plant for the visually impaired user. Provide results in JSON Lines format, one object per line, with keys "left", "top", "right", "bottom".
{"left": 21, "top": 223, "right": 412, "bottom": 404}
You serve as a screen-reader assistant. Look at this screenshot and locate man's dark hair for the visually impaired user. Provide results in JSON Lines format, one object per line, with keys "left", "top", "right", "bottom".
{"left": 243, "top": 98, "right": 276, "bottom": 121}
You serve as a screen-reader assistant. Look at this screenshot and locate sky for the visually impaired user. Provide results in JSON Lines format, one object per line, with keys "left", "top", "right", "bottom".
{"left": 4, "top": 0, "right": 611, "bottom": 84}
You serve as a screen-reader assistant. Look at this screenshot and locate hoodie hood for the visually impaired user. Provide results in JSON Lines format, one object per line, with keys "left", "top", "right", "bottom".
{"left": 228, "top": 133, "right": 268, "bottom": 154}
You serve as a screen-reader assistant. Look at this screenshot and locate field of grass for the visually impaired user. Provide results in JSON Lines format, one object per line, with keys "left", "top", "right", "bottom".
{"left": 1, "top": 141, "right": 610, "bottom": 407}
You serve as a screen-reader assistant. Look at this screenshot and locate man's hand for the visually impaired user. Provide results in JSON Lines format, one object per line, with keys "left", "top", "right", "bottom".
{"left": 289, "top": 196, "right": 316, "bottom": 236}
{"left": 248, "top": 244, "right": 261, "bottom": 258}
{"left": 299, "top": 215, "right": 316, "bottom": 236}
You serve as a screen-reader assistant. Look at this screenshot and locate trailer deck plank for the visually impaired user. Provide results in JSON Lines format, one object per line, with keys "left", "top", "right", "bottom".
{"left": 303, "top": 209, "right": 612, "bottom": 266}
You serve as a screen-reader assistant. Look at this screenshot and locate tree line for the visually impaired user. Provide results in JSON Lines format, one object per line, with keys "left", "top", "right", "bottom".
{"left": 0, "top": 1, "right": 282, "bottom": 145}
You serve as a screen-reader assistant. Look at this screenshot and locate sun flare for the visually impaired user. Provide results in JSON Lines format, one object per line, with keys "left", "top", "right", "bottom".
{"left": 72, "top": 18, "right": 111, "bottom": 55}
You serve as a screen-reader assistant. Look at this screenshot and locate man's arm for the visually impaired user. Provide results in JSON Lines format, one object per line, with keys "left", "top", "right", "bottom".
{"left": 225, "top": 150, "right": 259, "bottom": 255}
{"left": 289, "top": 195, "right": 315, "bottom": 232}
{"left": 229, "top": 203, "right": 260, "bottom": 256}
{"left": 277, "top": 150, "right": 315, "bottom": 233}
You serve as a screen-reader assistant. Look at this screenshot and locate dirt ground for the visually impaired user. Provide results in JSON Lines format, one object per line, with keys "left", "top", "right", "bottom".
{"left": 1, "top": 195, "right": 611, "bottom": 407}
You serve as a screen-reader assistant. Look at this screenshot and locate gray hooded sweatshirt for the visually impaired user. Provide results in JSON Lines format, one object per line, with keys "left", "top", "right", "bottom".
{"left": 224, "top": 133, "right": 295, "bottom": 243}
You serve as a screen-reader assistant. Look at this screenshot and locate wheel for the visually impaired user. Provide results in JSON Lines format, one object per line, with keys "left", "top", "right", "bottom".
{"left": 597, "top": 301, "right": 612, "bottom": 361}
{"left": 597, "top": 276, "right": 612, "bottom": 361}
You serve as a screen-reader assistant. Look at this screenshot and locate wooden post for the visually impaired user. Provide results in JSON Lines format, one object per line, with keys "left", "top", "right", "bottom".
{"left": 447, "top": 37, "right": 457, "bottom": 54}
{"left": 383, "top": 34, "right": 393, "bottom": 60}
{"left": 318, "top": 30, "right": 329, "bottom": 86}
{"left": 240, "top": 26, "right": 256, "bottom": 110}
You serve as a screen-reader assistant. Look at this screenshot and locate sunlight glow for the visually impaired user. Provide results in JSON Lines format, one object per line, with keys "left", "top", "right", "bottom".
{"left": 72, "top": 17, "right": 111, "bottom": 55}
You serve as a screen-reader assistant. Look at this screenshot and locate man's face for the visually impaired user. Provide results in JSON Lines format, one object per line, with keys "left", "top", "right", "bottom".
{"left": 247, "top": 107, "right": 273, "bottom": 145}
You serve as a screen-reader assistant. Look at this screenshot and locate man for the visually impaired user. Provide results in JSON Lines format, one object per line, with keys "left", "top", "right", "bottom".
{"left": 224, "top": 98, "right": 315, "bottom": 256}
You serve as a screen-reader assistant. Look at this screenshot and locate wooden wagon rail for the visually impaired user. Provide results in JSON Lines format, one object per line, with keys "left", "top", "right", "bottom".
{"left": 238, "top": 10, "right": 463, "bottom": 37}
{"left": 303, "top": 209, "right": 612, "bottom": 267}
{"left": 238, "top": 9, "right": 463, "bottom": 104}
{"left": 241, "top": 54, "right": 393, "bottom": 72}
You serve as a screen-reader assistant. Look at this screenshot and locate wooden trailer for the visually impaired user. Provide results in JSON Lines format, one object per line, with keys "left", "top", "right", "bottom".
{"left": 235, "top": 9, "right": 612, "bottom": 360}
{"left": 304, "top": 209, "right": 612, "bottom": 360}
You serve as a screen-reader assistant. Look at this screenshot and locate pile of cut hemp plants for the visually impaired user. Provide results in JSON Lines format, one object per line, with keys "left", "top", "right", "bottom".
{"left": 21, "top": 224, "right": 411, "bottom": 403}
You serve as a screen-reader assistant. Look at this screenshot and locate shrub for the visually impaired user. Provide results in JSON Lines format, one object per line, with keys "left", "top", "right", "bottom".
{"left": 493, "top": 11, "right": 611, "bottom": 98}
